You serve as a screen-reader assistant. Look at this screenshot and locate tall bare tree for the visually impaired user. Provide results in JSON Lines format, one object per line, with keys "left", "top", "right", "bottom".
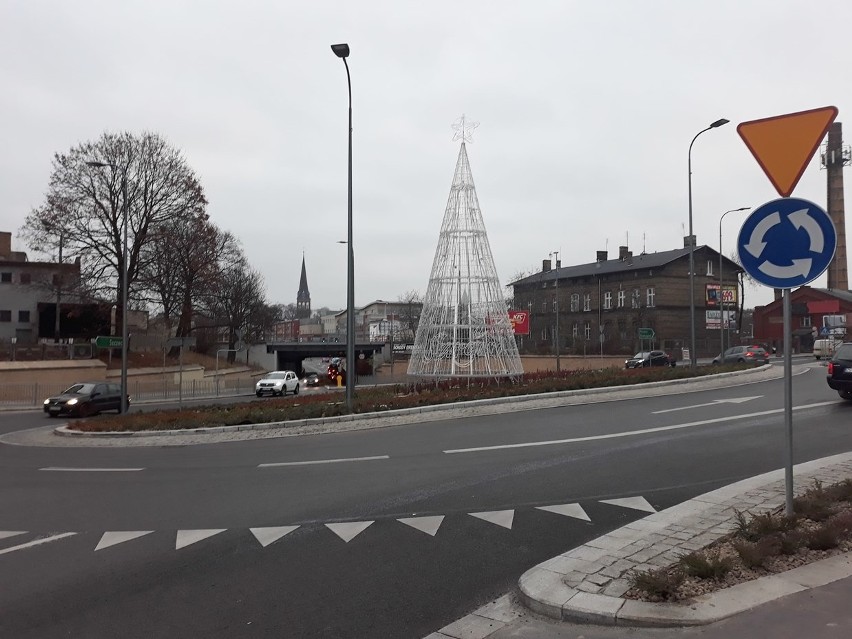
{"left": 20, "top": 131, "right": 207, "bottom": 326}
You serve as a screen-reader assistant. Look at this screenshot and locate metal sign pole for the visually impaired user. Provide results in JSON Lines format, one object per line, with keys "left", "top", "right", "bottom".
{"left": 783, "top": 288, "right": 794, "bottom": 516}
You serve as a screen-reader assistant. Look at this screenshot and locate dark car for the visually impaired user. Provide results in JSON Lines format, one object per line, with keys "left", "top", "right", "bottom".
{"left": 712, "top": 345, "right": 769, "bottom": 366}
{"left": 302, "top": 372, "right": 321, "bottom": 387}
{"left": 827, "top": 342, "right": 852, "bottom": 400}
{"left": 625, "top": 350, "right": 675, "bottom": 369}
{"left": 43, "top": 382, "right": 128, "bottom": 417}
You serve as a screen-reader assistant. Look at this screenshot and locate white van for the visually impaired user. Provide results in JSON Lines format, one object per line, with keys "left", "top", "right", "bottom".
{"left": 813, "top": 339, "right": 839, "bottom": 360}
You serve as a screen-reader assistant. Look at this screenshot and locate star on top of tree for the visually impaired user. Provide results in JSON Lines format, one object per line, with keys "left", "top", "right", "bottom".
{"left": 452, "top": 114, "right": 479, "bottom": 143}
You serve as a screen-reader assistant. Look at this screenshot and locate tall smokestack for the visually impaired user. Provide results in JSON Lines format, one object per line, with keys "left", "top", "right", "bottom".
{"left": 825, "top": 122, "right": 849, "bottom": 291}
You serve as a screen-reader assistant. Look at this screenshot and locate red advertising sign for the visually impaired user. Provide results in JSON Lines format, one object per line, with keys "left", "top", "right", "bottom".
{"left": 508, "top": 310, "right": 529, "bottom": 335}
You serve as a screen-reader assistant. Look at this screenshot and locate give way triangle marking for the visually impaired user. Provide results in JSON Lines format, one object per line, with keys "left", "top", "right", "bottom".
{"left": 469, "top": 510, "right": 515, "bottom": 530}
{"left": 397, "top": 515, "right": 445, "bottom": 536}
{"left": 535, "top": 503, "right": 591, "bottom": 521}
{"left": 250, "top": 526, "right": 299, "bottom": 548}
{"left": 325, "top": 521, "right": 374, "bottom": 543}
{"left": 175, "top": 529, "right": 226, "bottom": 550}
{"left": 0, "top": 531, "right": 27, "bottom": 541}
{"left": 95, "top": 531, "right": 154, "bottom": 551}
{"left": 737, "top": 106, "right": 838, "bottom": 197}
{"left": 600, "top": 497, "right": 657, "bottom": 513}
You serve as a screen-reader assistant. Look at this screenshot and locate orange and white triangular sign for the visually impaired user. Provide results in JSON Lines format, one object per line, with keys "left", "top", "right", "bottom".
{"left": 737, "top": 106, "right": 838, "bottom": 197}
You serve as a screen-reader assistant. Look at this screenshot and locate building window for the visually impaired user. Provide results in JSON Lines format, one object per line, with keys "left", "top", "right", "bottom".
{"left": 20, "top": 273, "right": 31, "bottom": 285}
{"left": 617, "top": 289, "right": 625, "bottom": 308}
{"left": 541, "top": 300, "right": 547, "bottom": 313}
{"left": 0, "top": 273, "right": 10, "bottom": 283}
{"left": 583, "top": 293, "right": 591, "bottom": 312}
{"left": 618, "top": 319, "right": 627, "bottom": 340}
{"left": 632, "top": 289, "right": 641, "bottom": 308}
{"left": 541, "top": 328, "right": 548, "bottom": 341}
{"left": 572, "top": 323, "right": 579, "bottom": 338}
{"left": 646, "top": 287, "right": 656, "bottom": 307}
{"left": 584, "top": 322, "right": 591, "bottom": 340}
{"left": 706, "top": 261, "right": 714, "bottom": 276}
{"left": 552, "top": 295, "right": 557, "bottom": 312}
{"left": 801, "top": 316, "right": 812, "bottom": 328}
{"left": 570, "top": 293, "right": 579, "bottom": 312}
{"left": 0, "top": 310, "right": 10, "bottom": 322}
{"left": 603, "top": 291, "right": 612, "bottom": 309}
{"left": 18, "top": 310, "right": 30, "bottom": 323}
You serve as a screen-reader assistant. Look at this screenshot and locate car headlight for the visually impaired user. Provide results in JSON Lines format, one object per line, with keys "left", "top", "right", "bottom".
{"left": 67, "top": 398, "right": 78, "bottom": 406}
{"left": 43, "top": 399, "right": 50, "bottom": 405}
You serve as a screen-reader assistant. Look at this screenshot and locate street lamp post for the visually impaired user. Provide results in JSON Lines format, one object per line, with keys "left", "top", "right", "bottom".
{"left": 718, "top": 207, "right": 750, "bottom": 357}
{"left": 86, "top": 161, "right": 129, "bottom": 414}
{"left": 688, "top": 118, "right": 729, "bottom": 366}
{"left": 550, "top": 251, "right": 560, "bottom": 372}
{"left": 331, "top": 42, "right": 355, "bottom": 411}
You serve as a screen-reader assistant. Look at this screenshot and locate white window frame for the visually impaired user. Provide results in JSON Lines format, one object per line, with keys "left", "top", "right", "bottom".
{"left": 617, "top": 290, "right": 625, "bottom": 308}
{"left": 570, "top": 293, "right": 580, "bottom": 312}
{"left": 584, "top": 322, "right": 591, "bottom": 340}
{"left": 583, "top": 293, "right": 591, "bottom": 312}
{"left": 646, "top": 286, "right": 656, "bottom": 308}
{"left": 603, "top": 291, "right": 612, "bottom": 310}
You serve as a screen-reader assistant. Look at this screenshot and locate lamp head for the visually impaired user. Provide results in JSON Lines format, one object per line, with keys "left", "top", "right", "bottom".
{"left": 331, "top": 43, "right": 350, "bottom": 58}
{"left": 710, "top": 118, "right": 730, "bottom": 129}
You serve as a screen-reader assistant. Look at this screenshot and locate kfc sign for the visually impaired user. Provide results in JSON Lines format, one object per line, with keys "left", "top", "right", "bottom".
{"left": 508, "top": 310, "right": 530, "bottom": 335}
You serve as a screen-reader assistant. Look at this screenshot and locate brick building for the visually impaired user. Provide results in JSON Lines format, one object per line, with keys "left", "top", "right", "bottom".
{"left": 510, "top": 243, "right": 743, "bottom": 358}
{"left": 752, "top": 287, "right": 852, "bottom": 353}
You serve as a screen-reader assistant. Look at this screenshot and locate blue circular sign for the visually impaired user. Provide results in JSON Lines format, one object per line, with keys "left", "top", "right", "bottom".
{"left": 737, "top": 197, "right": 837, "bottom": 289}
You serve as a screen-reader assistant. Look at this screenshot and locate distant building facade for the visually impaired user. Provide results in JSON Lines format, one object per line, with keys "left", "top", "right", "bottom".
{"left": 752, "top": 287, "right": 852, "bottom": 353}
{"left": 510, "top": 243, "right": 743, "bottom": 358}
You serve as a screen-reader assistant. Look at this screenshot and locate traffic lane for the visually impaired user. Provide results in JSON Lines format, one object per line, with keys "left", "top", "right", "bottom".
{"left": 3, "top": 399, "right": 851, "bottom": 532}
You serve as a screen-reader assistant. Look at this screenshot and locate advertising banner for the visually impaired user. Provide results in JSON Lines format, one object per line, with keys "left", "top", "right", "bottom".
{"left": 706, "top": 284, "right": 738, "bottom": 308}
{"left": 508, "top": 310, "right": 530, "bottom": 335}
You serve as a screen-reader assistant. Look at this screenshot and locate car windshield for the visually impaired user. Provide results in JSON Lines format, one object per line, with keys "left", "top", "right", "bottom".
{"left": 632, "top": 352, "right": 649, "bottom": 359}
{"left": 834, "top": 344, "right": 852, "bottom": 360}
{"left": 62, "top": 383, "right": 95, "bottom": 394}
{"left": 266, "top": 372, "right": 288, "bottom": 379}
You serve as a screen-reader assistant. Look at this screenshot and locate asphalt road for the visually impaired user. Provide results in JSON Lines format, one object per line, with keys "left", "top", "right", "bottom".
{"left": 1, "top": 362, "right": 850, "bottom": 638}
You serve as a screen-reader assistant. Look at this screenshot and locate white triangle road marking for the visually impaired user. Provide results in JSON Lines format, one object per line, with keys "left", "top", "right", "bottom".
{"left": 175, "top": 529, "right": 226, "bottom": 550}
{"left": 536, "top": 503, "right": 591, "bottom": 521}
{"left": 397, "top": 515, "right": 445, "bottom": 537}
{"left": 469, "top": 510, "right": 515, "bottom": 530}
{"left": 600, "top": 496, "right": 657, "bottom": 513}
{"left": 325, "top": 521, "right": 374, "bottom": 543}
{"left": 95, "top": 531, "right": 154, "bottom": 551}
{"left": 0, "top": 531, "right": 27, "bottom": 541}
{"left": 250, "top": 526, "right": 299, "bottom": 547}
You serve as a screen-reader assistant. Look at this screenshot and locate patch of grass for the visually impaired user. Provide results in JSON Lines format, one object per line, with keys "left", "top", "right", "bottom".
{"left": 629, "top": 567, "right": 685, "bottom": 600}
{"left": 733, "top": 536, "right": 781, "bottom": 568}
{"left": 804, "top": 520, "right": 845, "bottom": 551}
{"left": 678, "top": 551, "right": 733, "bottom": 580}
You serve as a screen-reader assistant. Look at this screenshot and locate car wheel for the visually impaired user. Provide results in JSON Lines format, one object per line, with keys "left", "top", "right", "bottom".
{"left": 78, "top": 403, "right": 92, "bottom": 418}
{"left": 738, "top": 358, "right": 745, "bottom": 363}
{"left": 293, "top": 384, "right": 299, "bottom": 396}
{"left": 839, "top": 391, "right": 852, "bottom": 401}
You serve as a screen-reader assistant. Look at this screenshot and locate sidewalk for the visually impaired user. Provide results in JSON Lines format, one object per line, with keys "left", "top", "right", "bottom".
{"left": 426, "top": 451, "right": 852, "bottom": 638}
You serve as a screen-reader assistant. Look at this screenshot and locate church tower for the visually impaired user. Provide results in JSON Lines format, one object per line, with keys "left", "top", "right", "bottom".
{"left": 296, "top": 254, "right": 311, "bottom": 319}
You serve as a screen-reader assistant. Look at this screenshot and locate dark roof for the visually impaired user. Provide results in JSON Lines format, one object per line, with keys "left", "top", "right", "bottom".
{"left": 812, "top": 288, "right": 852, "bottom": 303}
{"left": 511, "top": 245, "right": 738, "bottom": 286}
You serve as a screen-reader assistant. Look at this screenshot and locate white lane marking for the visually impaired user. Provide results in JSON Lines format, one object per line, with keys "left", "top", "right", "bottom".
{"left": 652, "top": 396, "right": 763, "bottom": 414}
{"left": 444, "top": 401, "right": 838, "bottom": 454}
{"left": 0, "top": 531, "right": 27, "bottom": 541}
{"left": 40, "top": 467, "right": 144, "bottom": 472}
{"left": 175, "top": 529, "right": 226, "bottom": 550}
{"left": 258, "top": 455, "right": 389, "bottom": 468}
{"left": 469, "top": 510, "right": 515, "bottom": 530}
{"left": 249, "top": 526, "right": 299, "bottom": 547}
{"left": 325, "top": 521, "right": 374, "bottom": 542}
{"left": 0, "top": 532, "right": 77, "bottom": 556}
{"left": 536, "top": 503, "right": 591, "bottom": 521}
{"left": 600, "top": 496, "right": 657, "bottom": 513}
{"left": 398, "top": 515, "right": 445, "bottom": 537}
{"left": 95, "top": 531, "right": 154, "bottom": 551}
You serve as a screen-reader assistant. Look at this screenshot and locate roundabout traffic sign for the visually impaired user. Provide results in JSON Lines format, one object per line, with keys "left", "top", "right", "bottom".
{"left": 737, "top": 197, "right": 836, "bottom": 289}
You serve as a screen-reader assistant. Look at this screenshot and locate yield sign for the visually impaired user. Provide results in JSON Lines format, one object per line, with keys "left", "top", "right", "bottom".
{"left": 737, "top": 106, "right": 838, "bottom": 197}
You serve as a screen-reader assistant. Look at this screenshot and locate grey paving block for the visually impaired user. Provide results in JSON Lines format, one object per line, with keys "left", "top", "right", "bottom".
{"left": 779, "top": 551, "right": 852, "bottom": 588}
{"left": 518, "top": 568, "right": 577, "bottom": 620}
{"left": 562, "top": 591, "right": 625, "bottom": 625}
{"left": 471, "top": 594, "right": 523, "bottom": 624}
{"left": 436, "top": 613, "right": 505, "bottom": 639}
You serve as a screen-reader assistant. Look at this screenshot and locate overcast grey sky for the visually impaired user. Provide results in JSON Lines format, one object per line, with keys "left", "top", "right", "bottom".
{"left": 2, "top": 0, "right": 849, "bottom": 311}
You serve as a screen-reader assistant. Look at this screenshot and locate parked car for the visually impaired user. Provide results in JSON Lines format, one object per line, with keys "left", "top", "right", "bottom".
{"left": 255, "top": 371, "right": 300, "bottom": 397}
{"left": 301, "top": 372, "right": 321, "bottom": 387}
{"left": 826, "top": 342, "right": 852, "bottom": 400}
{"left": 625, "top": 351, "right": 675, "bottom": 369}
{"left": 712, "top": 345, "right": 769, "bottom": 365}
{"left": 43, "top": 382, "right": 128, "bottom": 417}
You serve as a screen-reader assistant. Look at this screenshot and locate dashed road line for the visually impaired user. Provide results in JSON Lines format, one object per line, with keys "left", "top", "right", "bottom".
{"left": 40, "top": 467, "right": 145, "bottom": 472}
{"left": 258, "top": 455, "right": 390, "bottom": 468}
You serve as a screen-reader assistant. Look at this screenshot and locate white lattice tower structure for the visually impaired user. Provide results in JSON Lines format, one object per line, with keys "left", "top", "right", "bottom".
{"left": 408, "top": 122, "right": 523, "bottom": 378}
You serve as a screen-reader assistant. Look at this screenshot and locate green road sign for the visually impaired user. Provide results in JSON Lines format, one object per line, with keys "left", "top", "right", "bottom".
{"left": 638, "top": 328, "right": 655, "bottom": 340}
{"left": 95, "top": 336, "right": 123, "bottom": 348}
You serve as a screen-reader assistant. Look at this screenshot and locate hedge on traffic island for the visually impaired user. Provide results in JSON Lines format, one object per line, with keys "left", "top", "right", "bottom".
{"left": 69, "top": 363, "right": 745, "bottom": 433}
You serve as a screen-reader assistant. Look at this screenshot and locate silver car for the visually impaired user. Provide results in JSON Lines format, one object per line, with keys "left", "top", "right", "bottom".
{"left": 255, "top": 371, "right": 300, "bottom": 397}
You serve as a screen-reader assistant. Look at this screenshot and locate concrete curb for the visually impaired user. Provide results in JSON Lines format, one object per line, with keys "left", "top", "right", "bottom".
{"left": 517, "top": 451, "right": 852, "bottom": 628}
{"left": 52, "top": 365, "right": 778, "bottom": 439}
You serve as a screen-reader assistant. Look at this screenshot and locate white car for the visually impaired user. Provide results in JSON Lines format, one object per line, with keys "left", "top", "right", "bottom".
{"left": 255, "top": 371, "right": 300, "bottom": 397}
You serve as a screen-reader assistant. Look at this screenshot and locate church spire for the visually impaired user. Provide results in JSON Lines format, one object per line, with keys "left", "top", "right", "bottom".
{"left": 296, "top": 253, "right": 311, "bottom": 319}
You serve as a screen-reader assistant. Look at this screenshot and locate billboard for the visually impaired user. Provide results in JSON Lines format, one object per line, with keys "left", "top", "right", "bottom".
{"left": 706, "top": 284, "right": 738, "bottom": 308}
{"left": 508, "top": 310, "right": 530, "bottom": 335}
{"left": 706, "top": 309, "right": 737, "bottom": 330}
